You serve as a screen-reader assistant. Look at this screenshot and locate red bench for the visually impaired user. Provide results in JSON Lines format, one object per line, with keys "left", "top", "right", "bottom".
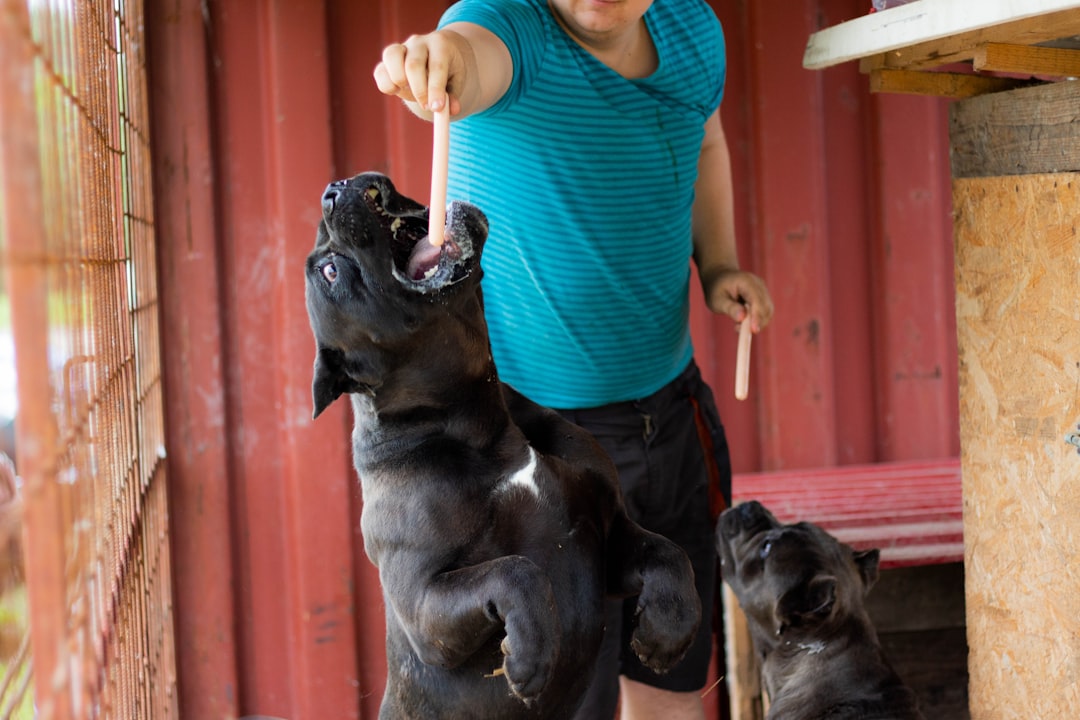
{"left": 731, "top": 458, "right": 964, "bottom": 568}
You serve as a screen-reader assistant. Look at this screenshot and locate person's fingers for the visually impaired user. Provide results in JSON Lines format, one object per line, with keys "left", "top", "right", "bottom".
{"left": 425, "top": 33, "right": 452, "bottom": 112}
{"left": 402, "top": 36, "right": 433, "bottom": 109}
{"left": 754, "top": 281, "right": 775, "bottom": 329}
{"left": 375, "top": 42, "right": 412, "bottom": 99}
{"left": 759, "top": 294, "right": 774, "bottom": 329}
{"left": 742, "top": 281, "right": 773, "bottom": 333}
{"left": 711, "top": 289, "right": 745, "bottom": 324}
{"left": 750, "top": 304, "right": 763, "bottom": 333}
{"left": 373, "top": 62, "right": 405, "bottom": 99}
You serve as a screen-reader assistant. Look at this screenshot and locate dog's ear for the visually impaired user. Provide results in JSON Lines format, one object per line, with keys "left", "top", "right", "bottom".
{"left": 775, "top": 575, "right": 836, "bottom": 635}
{"left": 853, "top": 548, "right": 880, "bottom": 594}
{"left": 311, "top": 347, "right": 361, "bottom": 419}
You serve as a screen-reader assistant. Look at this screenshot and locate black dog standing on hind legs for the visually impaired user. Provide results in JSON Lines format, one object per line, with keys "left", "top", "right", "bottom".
{"left": 305, "top": 172, "right": 701, "bottom": 720}
{"left": 717, "top": 501, "right": 925, "bottom": 720}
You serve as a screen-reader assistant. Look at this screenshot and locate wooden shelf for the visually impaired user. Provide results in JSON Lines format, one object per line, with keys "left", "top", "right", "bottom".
{"left": 803, "top": 0, "right": 1080, "bottom": 70}
{"left": 803, "top": 0, "right": 1080, "bottom": 96}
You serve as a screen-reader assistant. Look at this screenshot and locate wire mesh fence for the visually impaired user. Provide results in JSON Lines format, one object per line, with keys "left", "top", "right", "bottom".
{"left": 0, "top": 0, "right": 178, "bottom": 718}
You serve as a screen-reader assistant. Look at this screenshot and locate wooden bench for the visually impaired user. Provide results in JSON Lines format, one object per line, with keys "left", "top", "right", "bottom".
{"left": 723, "top": 458, "right": 964, "bottom": 719}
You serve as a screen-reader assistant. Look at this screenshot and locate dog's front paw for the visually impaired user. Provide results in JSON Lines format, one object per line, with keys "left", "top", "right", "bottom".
{"left": 629, "top": 575, "right": 701, "bottom": 673}
{"left": 499, "top": 623, "right": 557, "bottom": 705}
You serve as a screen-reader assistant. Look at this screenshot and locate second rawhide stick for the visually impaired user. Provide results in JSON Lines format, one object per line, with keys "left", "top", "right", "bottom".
{"left": 735, "top": 315, "right": 752, "bottom": 401}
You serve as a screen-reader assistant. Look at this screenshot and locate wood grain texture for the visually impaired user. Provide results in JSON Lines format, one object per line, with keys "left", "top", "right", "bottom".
{"left": 877, "top": 8, "right": 1080, "bottom": 71}
{"left": 953, "top": 173, "right": 1080, "bottom": 719}
{"left": 868, "top": 68, "right": 1029, "bottom": 98}
{"left": 972, "top": 42, "right": 1080, "bottom": 77}
{"left": 723, "top": 586, "right": 764, "bottom": 720}
{"left": 950, "top": 81, "right": 1080, "bottom": 178}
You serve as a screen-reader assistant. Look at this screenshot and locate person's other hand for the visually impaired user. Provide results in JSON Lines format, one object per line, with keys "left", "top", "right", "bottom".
{"left": 704, "top": 270, "right": 774, "bottom": 333}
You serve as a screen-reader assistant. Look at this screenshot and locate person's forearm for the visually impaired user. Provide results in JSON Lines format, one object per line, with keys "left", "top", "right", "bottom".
{"left": 692, "top": 111, "right": 740, "bottom": 290}
{"left": 690, "top": 110, "right": 775, "bottom": 330}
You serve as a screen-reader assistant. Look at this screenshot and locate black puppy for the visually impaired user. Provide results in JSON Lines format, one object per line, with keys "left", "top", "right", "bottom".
{"left": 716, "top": 501, "right": 924, "bottom": 720}
{"left": 306, "top": 173, "right": 700, "bottom": 719}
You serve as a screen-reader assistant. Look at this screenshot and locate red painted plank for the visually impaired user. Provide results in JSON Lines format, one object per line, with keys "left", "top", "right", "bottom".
{"left": 200, "top": 0, "right": 361, "bottom": 716}
{"left": 873, "top": 544, "right": 965, "bottom": 568}
{"left": 767, "top": 494, "right": 963, "bottom": 511}
{"left": 820, "top": 0, "right": 878, "bottom": 466}
{"left": 265, "top": 2, "right": 363, "bottom": 718}
{"left": 738, "top": 458, "right": 959, "bottom": 479}
{"left": 205, "top": 2, "right": 297, "bottom": 712}
{"left": 832, "top": 520, "right": 963, "bottom": 545}
{"left": 745, "top": 0, "right": 838, "bottom": 471}
{"left": 746, "top": 503, "right": 962, "bottom": 527}
{"left": 868, "top": 93, "right": 960, "bottom": 461}
{"left": 145, "top": 1, "right": 242, "bottom": 717}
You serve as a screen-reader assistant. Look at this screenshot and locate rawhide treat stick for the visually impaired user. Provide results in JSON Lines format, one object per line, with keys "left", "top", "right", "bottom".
{"left": 427, "top": 105, "right": 450, "bottom": 247}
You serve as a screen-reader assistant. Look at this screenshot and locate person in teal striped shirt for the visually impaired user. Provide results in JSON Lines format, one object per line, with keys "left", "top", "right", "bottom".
{"left": 376, "top": 1, "right": 773, "bottom": 717}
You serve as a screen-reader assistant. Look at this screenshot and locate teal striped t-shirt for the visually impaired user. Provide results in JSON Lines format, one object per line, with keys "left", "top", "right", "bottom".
{"left": 439, "top": 0, "right": 726, "bottom": 408}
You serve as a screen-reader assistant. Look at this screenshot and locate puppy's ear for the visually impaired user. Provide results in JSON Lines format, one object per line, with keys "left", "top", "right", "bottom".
{"left": 311, "top": 347, "right": 360, "bottom": 419}
{"left": 775, "top": 575, "right": 836, "bottom": 635}
{"left": 853, "top": 548, "right": 880, "bottom": 594}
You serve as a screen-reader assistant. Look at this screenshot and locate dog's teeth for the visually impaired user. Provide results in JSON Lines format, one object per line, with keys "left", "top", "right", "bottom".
{"left": 391, "top": 218, "right": 402, "bottom": 233}
{"left": 423, "top": 266, "right": 438, "bottom": 280}
{"left": 366, "top": 188, "right": 379, "bottom": 199}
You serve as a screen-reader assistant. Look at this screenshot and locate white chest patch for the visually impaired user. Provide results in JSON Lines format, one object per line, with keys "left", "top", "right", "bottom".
{"left": 796, "top": 640, "right": 827, "bottom": 655}
{"left": 502, "top": 447, "right": 540, "bottom": 498}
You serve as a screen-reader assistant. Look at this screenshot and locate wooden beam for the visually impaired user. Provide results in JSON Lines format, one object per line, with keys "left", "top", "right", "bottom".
{"left": 865, "top": 8, "right": 1080, "bottom": 71}
{"left": 723, "top": 587, "right": 764, "bottom": 720}
{"left": 868, "top": 68, "right": 1030, "bottom": 97}
{"left": 973, "top": 42, "right": 1080, "bottom": 76}
{"left": 805, "top": 0, "right": 1080, "bottom": 70}
{"left": 950, "top": 80, "right": 1080, "bottom": 177}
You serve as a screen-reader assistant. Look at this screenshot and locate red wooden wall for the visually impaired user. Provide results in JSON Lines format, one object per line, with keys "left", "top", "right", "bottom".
{"left": 147, "top": 0, "right": 957, "bottom": 718}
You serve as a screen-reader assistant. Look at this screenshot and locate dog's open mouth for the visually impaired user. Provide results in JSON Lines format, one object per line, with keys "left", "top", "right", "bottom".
{"left": 360, "top": 185, "right": 474, "bottom": 293}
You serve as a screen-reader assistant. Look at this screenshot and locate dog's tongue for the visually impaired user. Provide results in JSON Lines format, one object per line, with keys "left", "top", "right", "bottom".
{"left": 407, "top": 241, "right": 441, "bottom": 281}
{"left": 407, "top": 236, "right": 463, "bottom": 281}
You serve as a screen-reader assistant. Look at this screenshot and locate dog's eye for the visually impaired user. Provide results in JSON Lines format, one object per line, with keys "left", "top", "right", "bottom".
{"left": 322, "top": 262, "right": 338, "bottom": 283}
{"left": 760, "top": 539, "right": 773, "bottom": 559}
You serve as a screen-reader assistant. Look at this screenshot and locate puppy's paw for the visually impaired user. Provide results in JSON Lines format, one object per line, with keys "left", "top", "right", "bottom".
{"left": 629, "top": 579, "right": 701, "bottom": 673}
{"left": 499, "top": 629, "right": 556, "bottom": 705}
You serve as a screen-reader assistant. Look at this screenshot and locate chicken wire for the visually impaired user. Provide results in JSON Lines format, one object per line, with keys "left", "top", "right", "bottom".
{"left": 0, "top": 0, "right": 178, "bottom": 718}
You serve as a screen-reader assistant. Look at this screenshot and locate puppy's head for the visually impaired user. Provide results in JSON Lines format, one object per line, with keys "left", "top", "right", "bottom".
{"left": 305, "top": 172, "right": 489, "bottom": 417}
{"left": 717, "top": 501, "right": 879, "bottom": 640}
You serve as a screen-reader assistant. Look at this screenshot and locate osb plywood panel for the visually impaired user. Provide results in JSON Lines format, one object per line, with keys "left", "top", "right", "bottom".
{"left": 953, "top": 174, "right": 1080, "bottom": 719}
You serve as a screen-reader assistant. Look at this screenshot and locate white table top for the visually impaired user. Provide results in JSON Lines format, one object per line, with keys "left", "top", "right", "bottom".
{"left": 803, "top": 0, "right": 1080, "bottom": 69}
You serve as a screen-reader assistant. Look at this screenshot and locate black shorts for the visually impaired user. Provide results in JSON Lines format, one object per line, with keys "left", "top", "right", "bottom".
{"left": 555, "top": 361, "right": 732, "bottom": 718}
